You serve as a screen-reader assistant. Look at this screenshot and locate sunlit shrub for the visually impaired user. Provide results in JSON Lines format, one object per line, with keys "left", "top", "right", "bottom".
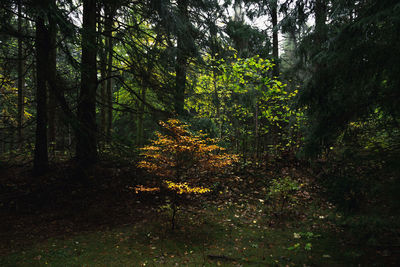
{"left": 138, "top": 118, "right": 238, "bottom": 229}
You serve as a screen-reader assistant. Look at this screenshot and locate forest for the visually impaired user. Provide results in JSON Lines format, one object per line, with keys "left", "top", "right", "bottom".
{"left": 0, "top": 0, "right": 399, "bottom": 265}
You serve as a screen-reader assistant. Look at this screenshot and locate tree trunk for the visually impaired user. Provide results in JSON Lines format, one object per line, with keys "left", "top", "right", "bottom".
{"left": 314, "top": 0, "right": 327, "bottom": 48}
{"left": 105, "top": 4, "right": 114, "bottom": 143}
{"left": 99, "top": 11, "right": 107, "bottom": 148}
{"left": 99, "top": 43, "right": 107, "bottom": 147}
{"left": 174, "top": 0, "right": 188, "bottom": 117}
{"left": 48, "top": 1, "right": 57, "bottom": 156}
{"left": 34, "top": 15, "right": 49, "bottom": 175}
{"left": 76, "top": 0, "right": 97, "bottom": 166}
{"left": 233, "top": 0, "right": 243, "bottom": 22}
{"left": 209, "top": 18, "right": 222, "bottom": 137}
{"left": 254, "top": 99, "right": 259, "bottom": 160}
{"left": 270, "top": 0, "right": 279, "bottom": 77}
{"left": 137, "top": 87, "right": 146, "bottom": 146}
{"left": 313, "top": 0, "right": 327, "bottom": 78}
{"left": 17, "top": 0, "right": 24, "bottom": 148}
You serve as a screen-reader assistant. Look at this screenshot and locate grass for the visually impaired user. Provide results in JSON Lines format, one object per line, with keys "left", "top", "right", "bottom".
{"left": 1, "top": 162, "right": 398, "bottom": 266}
{"left": 1, "top": 196, "right": 361, "bottom": 267}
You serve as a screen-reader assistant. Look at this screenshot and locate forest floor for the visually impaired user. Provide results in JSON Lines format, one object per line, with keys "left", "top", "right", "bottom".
{"left": 0, "top": 159, "right": 399, "bottom": 266}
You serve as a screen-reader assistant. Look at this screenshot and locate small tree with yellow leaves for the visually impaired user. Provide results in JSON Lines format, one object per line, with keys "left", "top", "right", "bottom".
{"left": 138, "top": 119, "right": 237, "bottom": 229}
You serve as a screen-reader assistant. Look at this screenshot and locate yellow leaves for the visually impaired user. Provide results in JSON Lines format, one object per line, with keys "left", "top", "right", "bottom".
{"left": 164, "top": 180, "right": 211, "bottom": 194}
{"left": 24, "top": 110, "right": 32, "bottom": 119}
{"left": 140, "top": 145, "right": 160, "bottom": 151}
{"left": 137, "top": 161, "right": 158, "bottom": 170}
{"left": 138, "top": 119, "right": 238, "bottom": 196}
{"left": 134, "top": 185, "right": 160, "bottom": 193}
{"left": 199, "top": 144, "right": 219, "bottom": 153}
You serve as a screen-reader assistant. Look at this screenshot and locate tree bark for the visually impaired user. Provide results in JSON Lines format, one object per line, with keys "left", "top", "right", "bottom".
{"left": 105, "top": 4, "right": 114, "bottom": 143}
{"left": 99, "top": 38, "right": 107, "bottom": 147}
{"left": 76, "top": 0, "right": 97, "bottom": 166}
{"left": 48, "top": 0, "right": 57, "bottom": 155}
{"left": 314, "top": 0, "right": 327, "bottom": 48}
{"left": 313, "top": 0, "right": 327, "bottom": 77}
{"left": 270, "top": 0, "right": 279, "bottom": 77}
{"left": 174, "top": 0, "right": 189, "bottom": 117}
{"left": 17, "top": 0, "right": 24, "bottom": 148}
{"left": 254, "top": 99, "right": 259, "bottom": 160}
{"left": 137, "top": 87, "right": 146, "bottom": 146}
{"left": 34, "top": 14, "right": 49, "bottom": 175}
{"left": 98, "top": 7, "right": 107, "bottom": 148}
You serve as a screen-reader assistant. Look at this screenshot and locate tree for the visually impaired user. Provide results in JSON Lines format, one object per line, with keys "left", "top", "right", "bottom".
{"left": 298, "top": 0, "right": 400, "bottom": 155}
{"left": 47, "top": 0, "right": 58, "bottom": 154}
{"left": 270, "top": 0, "right": 279, "bottom": 77}
{"left": 243, "top": 0, "right": 280, "bottom": 73}
{"left": 151, "top": 0, "right": 217, "bottom": 117}
{"left": 33, "top": 0, "right": 51, "bottom": 174}
{"left": 138, "top": 118, "right": 237, "bottom": 229}
{"left": 187, "top": 52, "right": 303, "bottom": 158}
{"left": 104, "top": 0, "right": 117, "bottom": 143}
{"left": 174, "top": 0, "right": 190, "bottom": 117}
{"left": 76, "top": 0, "right": 98, "bottom": 166}
{"left": 16, "top": 0, "right": 24, "bottom": 147}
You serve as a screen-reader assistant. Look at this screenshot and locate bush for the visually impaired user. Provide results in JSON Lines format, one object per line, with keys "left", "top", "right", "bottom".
{"left": 138, "top": 119, "right": 238, "bottom": 229}
{"left": 267, "top": 176, "right": 301, "bottom": 216}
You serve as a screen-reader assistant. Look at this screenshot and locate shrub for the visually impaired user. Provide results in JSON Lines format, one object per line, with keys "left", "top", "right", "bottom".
{"left": 267, "top": 176, "right": 301, "bottom": 216}
{"left": 138, "top": 119, "right": 238, "bottom": 229}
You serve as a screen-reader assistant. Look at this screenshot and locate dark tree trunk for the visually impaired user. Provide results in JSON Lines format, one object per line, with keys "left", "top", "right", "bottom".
{"left": 314, "top": 0, "right": 327, "bottom": 74}
{"left": 34, "top": 15, "right": 49, "bottom": 175}
{"left": 137, "top": 84, "right": 146, "bottom": 146}
{"left": 98, "top": 6, "right": 106, "bottom": 148}
{"left": 315, "top": 0, "right": 327, "bottom": 43}
{"left": 174, "top": 0, "right": 188, "bottom": 117}
{"left": 76, "top": 0, "right": 97, "bottom": 166}
{"left": 270, "top": 0, "right": 279, "bottom": 77}
{"left": 17, "top": 0, "right": 24, "bottom": 148}
{"left": 99, "top": 36, "right": 107, "bottom": 147}
{"left": 48, "top": 1, "right": 57, "bottom": 155}
{"left": 105, "top": 4, "right": 115, "bottom": 143}
{"left": 254, "top": 99, "right": 259, "bottom": 160}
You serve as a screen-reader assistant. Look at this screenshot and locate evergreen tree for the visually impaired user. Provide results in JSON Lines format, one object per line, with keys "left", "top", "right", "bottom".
{"left": 76, "top": 0, "right": 98, "bottom": 166}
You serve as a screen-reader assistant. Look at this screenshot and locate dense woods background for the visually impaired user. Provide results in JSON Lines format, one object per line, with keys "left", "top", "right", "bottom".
{"left": 1, "top": 0, "right": 399, "bottom": 265}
